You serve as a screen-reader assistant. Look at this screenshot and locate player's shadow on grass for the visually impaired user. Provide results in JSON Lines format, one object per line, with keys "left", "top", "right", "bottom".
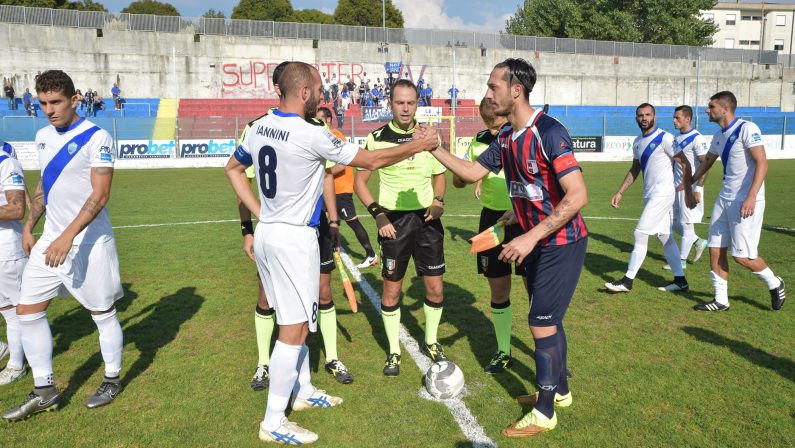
{"left": 763, "top": 224, "right": 795, "bottom": 238}
{"left": 60, "top": 286, "right": 204, "bottom": 407}
{"left": 445, "top": 225, "right": 476, "bottom": 243}
{"left": 683, "top": 326, "right": 795, "bottom": 384}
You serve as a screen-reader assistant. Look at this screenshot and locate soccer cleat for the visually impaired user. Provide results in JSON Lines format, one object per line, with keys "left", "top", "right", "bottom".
{"left": 383, "top": 353, "right": 401, "bottom": 377}
{"left": 658, "top": 281, "right": 689, "bottom": 292}
{"left": 662, "top": 262, "right": 686, "bottom": 270}
{"left": 324, "top": 359, "right": 354, "bottom": 384}
{"left": 0, "top": 341, "right": 7, "bottom": 362}
{"left": 421, "top": 342, "right": 449, "bottom": 362}
{"left": 516, "top": 391, "right": 572, "bottom": 408}
{"left": 502, "top": 408, "right": 557, "bottom": 438}
{"left": 604, "top": 278, "right": 632, "bottom": 293}
{"left": 484, "top": 351, "right": 512, "bottom": 374}
{"left": 251, "top": 364, "right": 270, "bottom": 391}
{"left": 355, "top": 255, "right": 380, "bottom": 269}
{"left": 290, "top": 389, "right": 343, "bottom": 411}
{"left": 692, "top": 239, "right": 708, "bottom": 263}
{"left": 259, "top": 417, "right": 318, "bottom": 445}
{"left": 770, "top": 277, "right": 786, "bottom": 311}
{"left": 86, "top": 380, "right": 122, "bottom": 409}
{"left": 693, "top": 300, "right": 730, "bottom": 312}
{"left": 0, "top": 366, "right": 27, "bottom": 385}
{"left": 3, "top": 387, "right": 61, "bottom": 421}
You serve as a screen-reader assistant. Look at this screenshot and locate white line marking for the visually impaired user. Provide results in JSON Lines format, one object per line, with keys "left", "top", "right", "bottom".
{"left": 339, "top": 250, "right": 496, "bottom": 448}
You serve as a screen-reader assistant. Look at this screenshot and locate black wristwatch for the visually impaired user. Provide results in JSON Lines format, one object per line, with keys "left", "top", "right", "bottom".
{"left": 433, "top": 195, "right": 445, "bottom": 204}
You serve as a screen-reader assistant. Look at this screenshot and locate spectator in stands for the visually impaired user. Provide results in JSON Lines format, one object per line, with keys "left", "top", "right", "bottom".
{"left": 422, "top": 84, "right": 433, "bottom": 107}
{"left": 322, "top": 75, "right": 331, "bottom": 103}
{"left": 345, "top": 78, "right": 355, "bottom": 95}
{"left": 4, "top": 83, "right": 15, "bottom": 110}
{"left": 93, "top": 91, "right": 105, "bottom": 114}
{"left": 84, "top": 88, "right": 95, "bottom": 117}
{"left": 387, "top": 73, "right": 395, "bottom": 87}
{"left": 331, "top": 74, "right": 339, "bottom": 101}
{"left": 111, "top": 83, "right": 122, "bottom": 110}
{"left": 22, "top": 88, "right": 35, "bottom": 117}
{"left": 417, "top": 77, "right": 424, "bottom": 97}
{"left": 385, "top": 82, "right": 391, "bottom": 100}
{"left": 341, "top": 85, "right": 351, "bottom": 110}
{"left": 362, "top": 71, "right": 370, "bottom": 88}
{"left": 335, "top": 98, "right": 345, "bottom": 129}
{"left": 358, "top": 81, "right": 366, "bottom": 106}
{"left": 75, "top": 89, "right": 85, "bottom": 112}
{"left": 448, "top": 85, "right": 459, "bottom": 106}
{"left": 364, "top": 89, "right": 374, "bottom": 107}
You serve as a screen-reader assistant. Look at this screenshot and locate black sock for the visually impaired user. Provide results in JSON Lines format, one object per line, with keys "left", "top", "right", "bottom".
{"left": 622, "top": 276, "right": 634, "bottom": 289}
{"left": 347, "top": 218, "right": 375, "bottom": 258}
{"left": 556, "top": 323, "right": 569, "bottom": 396}
{"left": 674, "top": 276, "right": 687, "bottom": 285}
{"left": 533, "top": 333, "right": 561, "bottom": 419}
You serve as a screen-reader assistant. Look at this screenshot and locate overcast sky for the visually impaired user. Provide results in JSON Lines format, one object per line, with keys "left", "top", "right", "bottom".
{"left": 97, "top": 0, "right": 517, "bottom": 33}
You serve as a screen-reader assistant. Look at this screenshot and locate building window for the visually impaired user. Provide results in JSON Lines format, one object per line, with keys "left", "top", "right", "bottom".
{"left": 726, "top": 14, "right": 736, "bottom": 26}
{"left": 703, "top": 13, "right": 714, "bottom": 21}
{"left": 739, "top": 40, "right": 761, "bottom": 46}
{"left": 741, "top": 14, "right": 762, "bottom": 21}
{"left": 725, "top": 38, "right": 735, "bottom": 49}
{"left": 776, "top": 15, "right": 786, "bottom": 26}
{"left": 774, "top": 39, "right": 785, "bottom": 51}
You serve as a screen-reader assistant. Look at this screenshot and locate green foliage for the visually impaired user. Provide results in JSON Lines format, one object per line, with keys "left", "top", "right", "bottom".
{"left": 0, "top": 0, "right": 107, "bottom": 11}
{"left": 202, "top": 8, "right": 225, "bottom": 19}
{"left": 121, "top": 0, "right": 179, "bottom": 16}
{"left": 333, "top": 0, "right": 403, "bottom": 28}
{"left": 506, "top": 0, "right": 719, "bottom": 46}
{"left": 293, "top": 8, "right": 333, "bottom": 24}
{"left": 231, "top": 0, "right": 293, "bottom": 21}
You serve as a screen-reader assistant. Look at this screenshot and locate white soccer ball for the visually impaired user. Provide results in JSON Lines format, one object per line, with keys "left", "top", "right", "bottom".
{"left": 424, "top": 361, "right": 465, "bottom": 399}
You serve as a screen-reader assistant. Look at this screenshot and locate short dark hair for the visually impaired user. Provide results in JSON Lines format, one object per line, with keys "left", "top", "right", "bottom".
{"left": 674, "top": 105, "right": 693, "bottom": 120}
{"left": 272, "top": 61, "right": 291, "bottom": 87}
{"left": 278, "top": 62, "right": 314, "bottom": 98}
{"left": 493, "top": 58, "right": 536, "bottom": 101}
{"left": 389, "top": 79, "right": 419, "bottom": 101}
{"left": 710, "top": 91, "right": 737, "bottom": 112}
{"left": 636, "top": 103, "right": 655, "bottom": 115}
{"left": 35, "top": 70, "right": 76, "bottom": 98}
{"left": 317, "top": 106, "right": 333, "bottom": 121}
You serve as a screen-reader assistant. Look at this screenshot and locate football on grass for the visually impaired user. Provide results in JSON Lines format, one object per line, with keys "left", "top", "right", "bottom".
{"left": 424, "top": 361, "right": 465, "bottom": 399}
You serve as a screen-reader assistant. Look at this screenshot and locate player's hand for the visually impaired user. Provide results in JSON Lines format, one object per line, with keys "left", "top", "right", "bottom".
{"left": 43, "top": 234, "right": 74, "bottom": 267}
{"left": 242, "top": 234, "right": 255, "bottom": 262}
{"left": 21, "top": 230, "right": 35, "bottom": 257}
{"left": 417, "top": 126, "right": 441, "bottom": 151}
{"left": 684, "top": 191, "right": 698, "bottom": 209}
{"left": 694, "top": 191, "right": 702, "bottom": 203}
{"left": 498, "top": 233, "right": 537, "bottom": 265}
{"left": 329, "top": 223, "right": 341, "bottom": 248}
{"left": 375, "top": 213, "right": 396, "bottom": 239}
{"left": 740, "top": 196, "right": 756, "bottom": 219}
{"left": 611, "top": 192, "right": 622, "bottom": 208}
{"left": 498, "top": 209, "right": 519, "bottom": 226}
{"left": 474, "top": 183, "right": 481, "bottom": 199}
{"left": 424, "top": 202, "right": 444, "bottom": 221}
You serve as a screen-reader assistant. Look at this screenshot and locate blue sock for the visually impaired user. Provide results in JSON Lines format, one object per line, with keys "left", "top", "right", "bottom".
{"left": 533, "top": 332, "right": 561, "bottom": 419}
{"left": 556, "top": 323, "right": 569, "bottom": 396}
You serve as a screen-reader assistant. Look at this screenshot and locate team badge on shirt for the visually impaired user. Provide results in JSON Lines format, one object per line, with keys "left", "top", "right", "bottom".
{"left": 480, "top": 255, "right": 488, "bottom": 269}
{"left": 385, "top": 258, "right": 396, "bottom": 273}
{"left": 68, "top": 142, "right": 78, "bottom": 155}
{"left": 526, "top": 160, "right": 539, "bottom": 174}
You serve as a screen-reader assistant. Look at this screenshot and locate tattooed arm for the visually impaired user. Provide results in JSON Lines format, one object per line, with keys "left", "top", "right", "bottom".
{"left": 611, "top": 159, "right": 641, "bottom": 209}
{"left": 498, "top": 170, "right": 588, "bottom": 264}
{"left": 42, "top": 166, "right": 114, "bottom": 267}
{"left": 21, "top": 181, "right": 44, "bottom": 256}
{"left": 0, "top": 190, "right": 25, "bottom": 221}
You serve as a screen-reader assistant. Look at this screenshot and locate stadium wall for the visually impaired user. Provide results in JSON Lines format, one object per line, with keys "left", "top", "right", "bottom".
{"left": 1, "top": 22, "right": 791, "bottom": 110}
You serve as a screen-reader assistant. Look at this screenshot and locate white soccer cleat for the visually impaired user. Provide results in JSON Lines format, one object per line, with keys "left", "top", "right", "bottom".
{"left": 355, "top": 255, "right": 379, "bottom": 269}
{"left": 658, "top": 281, "right": 689, "bottom": 292}
{"left": 0, "top": 366, "right": 27, "bottom": 385}
{"left": 662, "top": 263, "right": 686, "bottom": 271}
{"left": 290, "top": 389, "right": 343, "bottom": 411}
{"left": 0, "top": 341, "right": 8, "bottom": 362}
{"left": 604, "top": 279, "right": 631, "bottom": 293}
{"left": 692, "top": 239, "right": 709, "bottom": 263}
{"left": 259, "top": 417, "right": 318, "bottom": 445}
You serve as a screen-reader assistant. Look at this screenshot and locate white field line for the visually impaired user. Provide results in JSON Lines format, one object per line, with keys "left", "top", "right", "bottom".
{"left": 338, "top": 249, "right": 497, "bottom": 448}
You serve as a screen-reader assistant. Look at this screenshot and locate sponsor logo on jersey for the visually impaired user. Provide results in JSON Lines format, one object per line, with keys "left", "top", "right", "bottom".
{"left": 99, "top": 153, "right": 113, "bottom": 163}
{"left": 323, "top": 129, "right": 346, "bottom": 149}
{"left": 8, "top": 171, "right": 24, "bottom": 185}
{"left": 38, "top": 143, "right": 46, "bottom": 151}
{"left": 751, "top": 133, "right": 762, "bottom": 143}
{"left": 179, "top": 139, "right": 236, "bottom": 158}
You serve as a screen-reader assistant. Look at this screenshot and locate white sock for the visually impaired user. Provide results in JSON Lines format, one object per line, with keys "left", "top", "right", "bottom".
{"left": 626, "top": 230, "right": 649, "bottom": 279}
{"left": 711, "top": 271, "right": 729, "bottom": 305}
{"left": 659, "top": 233, "right": 685, "bottom": 277}
{"left": 92, "top": 309, "right": 123, "bottom": 377}
{"left": 19, "top": 312, "right": 54, "bottom": 387}
{"left": 263, "top": 341, "right": 301, "bottom": 430}
{"left": 292, "top": 344, "right": 316, "bottom": 400}
{"left": 0, "top": 308, "right": 24, "bottom": 369}
{"left": 753, "top": 268, "right": 781, "bottom": 289}
{"left": 680, "top": 224, "right": 699, "bottom": 259}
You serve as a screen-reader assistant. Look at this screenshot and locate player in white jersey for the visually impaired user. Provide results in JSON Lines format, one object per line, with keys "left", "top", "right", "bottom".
{"left": 668, "top": 105, "right": 710, "bottom": 270}
{"left": 3, "top": 71, "right": 125, "bottom": 422}
{"left": 606, "top": 103, "right": 697, "bottom": 294}
{"left": 691, "top": 91, "right": 785, "bottom": 311}
{"left": 0, "top": 146, "right": 28, "bottom": 385}
{"left": 225, "top": 62, "right": 440, "bottom": 445}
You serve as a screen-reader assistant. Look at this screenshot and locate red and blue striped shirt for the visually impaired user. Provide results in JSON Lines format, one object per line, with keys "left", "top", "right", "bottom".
{"left": 477, "top": 110, "right": 588, "bottom": 247}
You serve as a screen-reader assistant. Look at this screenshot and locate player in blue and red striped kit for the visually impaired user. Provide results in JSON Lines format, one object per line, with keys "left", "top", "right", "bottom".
{"left": 423, "top": 58, "right": 588, "bottom": 438}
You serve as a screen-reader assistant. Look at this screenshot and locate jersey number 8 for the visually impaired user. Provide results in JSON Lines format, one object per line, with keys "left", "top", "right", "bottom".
{"left": 258, "top": 145, "right": 277, "bottom": 199}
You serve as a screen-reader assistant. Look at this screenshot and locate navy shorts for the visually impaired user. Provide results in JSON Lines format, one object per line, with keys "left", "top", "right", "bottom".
{"left": 476, "top": 207, "right": 525, "bottom": 278}
{"left": 524, "top": 237, "right": 587, "bottom": 327}
{"left": 318, "top": 214, "right": 335, "bottom": 274}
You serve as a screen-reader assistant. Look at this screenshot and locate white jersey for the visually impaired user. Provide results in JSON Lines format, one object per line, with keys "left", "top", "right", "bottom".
{"left": 709, "top": 118, "right": 765, "bottom": 201}
{"left": 35, "top": 118, "right": 115, "bottom": 244}
{"left": 632, "top": 127, "right": 678, "bottom": 199}
{"left": 673, "top": 129, "right": 708, "bottom": 186}
{"left": 1, "top": 142, "right": 16, "bottom": 159}
{"left": 234, "top": 109, "right": 359, "bottom": 226}
{"left": 0, "top": 152, "right": 25, "bottom": 261}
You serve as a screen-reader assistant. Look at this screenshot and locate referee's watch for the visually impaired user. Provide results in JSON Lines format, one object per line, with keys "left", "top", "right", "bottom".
{"left": 433, "top": 195, "right": 445, "bottom": 204}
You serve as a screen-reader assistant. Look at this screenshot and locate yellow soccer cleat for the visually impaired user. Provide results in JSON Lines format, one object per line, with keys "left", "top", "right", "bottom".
{"left": 502, "top": 408, "right": 557, "bottom": 438}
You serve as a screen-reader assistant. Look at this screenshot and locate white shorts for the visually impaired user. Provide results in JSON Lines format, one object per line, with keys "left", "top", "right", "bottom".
{"left": 635, "top": 195, "right": 675, "bottom": 235}
{"left": 254, "top": 223, "right": 319, "bottom": 332}
{"left": 0, "top": 257, "right": 26, "bottom": 308}
{"left": 674, "top": 189, "right": 704, "bottom": 224}
{"left": 20, "top": 240, "right": 124, "bottom": 311}
{"left": 708, "top": 196, "right": 765, "bottom": 259}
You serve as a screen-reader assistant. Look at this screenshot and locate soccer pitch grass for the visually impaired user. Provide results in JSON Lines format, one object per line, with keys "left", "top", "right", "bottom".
{"left": 1, "top": 161, "right": 793, "bottom": 447}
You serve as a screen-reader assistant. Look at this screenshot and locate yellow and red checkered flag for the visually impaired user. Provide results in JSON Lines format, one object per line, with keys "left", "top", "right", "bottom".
{"left": 468, "top": 221, "right": 506, "bottom": 254}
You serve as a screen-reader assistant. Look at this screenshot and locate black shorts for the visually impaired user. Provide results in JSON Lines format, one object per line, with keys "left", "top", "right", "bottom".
{"left": 476, "top": 207, "right": 525, "bottom": 278}
{"left": 379, "top": 210, "right": 445, "bottom": 281}
{"left": 336, "top": 193, "right": 358, "bottom": 221}
{"left": 318, "top": 214, "right": 335, "bottom": 274}
{"left": 523, "top": 237, "right": 587, "bottom": 327}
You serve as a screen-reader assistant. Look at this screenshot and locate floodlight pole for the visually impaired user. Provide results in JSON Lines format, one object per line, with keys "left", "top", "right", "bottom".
{"left": 695, "top": 53, "right": 701, "bottom": 128}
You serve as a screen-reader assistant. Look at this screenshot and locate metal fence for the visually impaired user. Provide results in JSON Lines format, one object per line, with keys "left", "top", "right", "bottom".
{"left": 0, "top": 4, "right": 781, "bottom": 65}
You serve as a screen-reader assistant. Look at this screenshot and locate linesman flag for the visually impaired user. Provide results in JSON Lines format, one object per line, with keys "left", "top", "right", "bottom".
{"left": 333, "top": 250, "right": 358, "bottom": 313}
{"left": 468, "top": 221, "right": 506, "bottom": 254}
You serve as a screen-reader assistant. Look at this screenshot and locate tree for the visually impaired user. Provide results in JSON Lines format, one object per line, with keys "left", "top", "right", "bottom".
{"left": 0, "top": 0, "right": 107, "bottom": 10}
{"left": 334, "top": 0, "right": 403, "bottom": 28}
{"left": 231, "top": 0, "right": 293, "bottom": 21}
{"left": 121, "top": 0, "right": 179, "bottom": 16}
{"left": 202, "top": 8, "right": 225, "bottom": 19}
{"left": 505, "top": 0, "right": 718, "bottom": 46}
{"left": 293, "top": 9, "right": 333, "bottom": 24}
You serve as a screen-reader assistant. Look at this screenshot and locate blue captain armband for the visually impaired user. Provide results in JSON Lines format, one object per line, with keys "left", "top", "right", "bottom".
{"left": 234, "top": 145, "right": 253, "bottom": 166}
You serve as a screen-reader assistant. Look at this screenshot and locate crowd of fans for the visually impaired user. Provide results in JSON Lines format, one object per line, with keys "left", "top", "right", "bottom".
{"left": 321, "top": 71, "right": 447, "bottom": 114}
{"left": 3, "top": 80, "right": 124, "bottom": 117}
